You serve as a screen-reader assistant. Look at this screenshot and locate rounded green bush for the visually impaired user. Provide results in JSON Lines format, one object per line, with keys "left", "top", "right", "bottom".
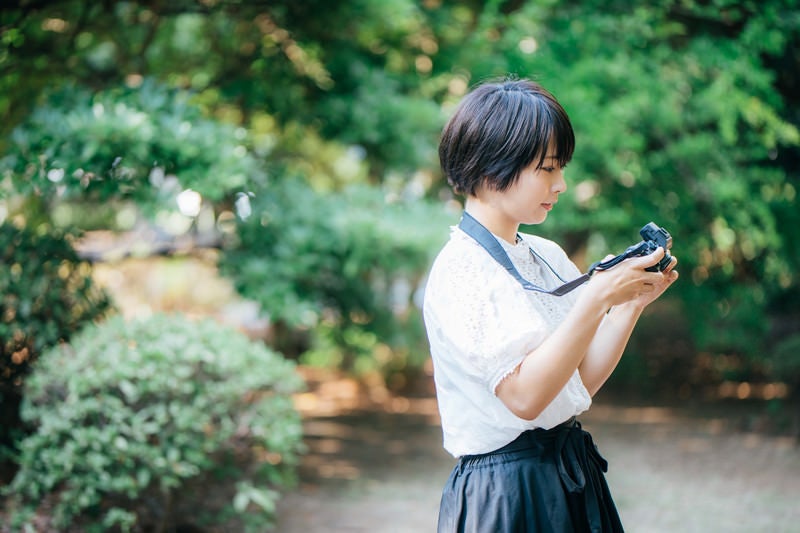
{"left": 5, "top": 313, "right": 304, "bottom": 532}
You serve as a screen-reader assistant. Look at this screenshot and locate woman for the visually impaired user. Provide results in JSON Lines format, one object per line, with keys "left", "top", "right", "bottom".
{"left": 423, "top": 78, "right": 679, "bottom": 532}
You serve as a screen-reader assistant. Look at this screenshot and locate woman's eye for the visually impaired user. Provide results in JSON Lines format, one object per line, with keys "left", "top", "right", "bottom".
{"left": 542, "top": 167, "right": 555, "bottom": 172}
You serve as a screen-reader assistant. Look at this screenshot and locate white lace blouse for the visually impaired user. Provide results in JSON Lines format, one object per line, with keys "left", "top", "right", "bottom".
{"left": 423, "top": 225, "right": 592, "bottom": 458}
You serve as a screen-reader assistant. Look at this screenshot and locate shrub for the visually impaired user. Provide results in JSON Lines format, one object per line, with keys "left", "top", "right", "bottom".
{"left": 771, "top": 333, "right": 800, "bottom": 390}
{"left": 219, "top": 179, "right": 451, "bottom": 379}
{"left": 0, "top": 80, "right": 261, "bottom": 209}
{"left": 0, "top": 221, "right": 111, "bottom": 455}
{"left": 5, "top": 313, "right": 304, "bottom": 532}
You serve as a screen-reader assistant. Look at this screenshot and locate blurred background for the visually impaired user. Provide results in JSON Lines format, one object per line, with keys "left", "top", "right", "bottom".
{"left": 1, "top": 0, "right": 798, "bottom": 531}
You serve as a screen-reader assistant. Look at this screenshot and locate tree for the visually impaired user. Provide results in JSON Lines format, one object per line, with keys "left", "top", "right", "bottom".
{"left": 425, "top": 0, "right": 800, "bottom": 386}
{"left": 2, "top": 0, "right": 799, "bottom": 391}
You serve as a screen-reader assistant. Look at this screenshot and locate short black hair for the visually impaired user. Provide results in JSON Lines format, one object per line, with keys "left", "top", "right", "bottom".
{"left": 439, "top": 78, "right": 575, "bottom": 196}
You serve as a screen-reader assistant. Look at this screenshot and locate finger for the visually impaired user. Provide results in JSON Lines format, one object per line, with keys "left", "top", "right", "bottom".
{"left": 654, "top": 269, "right": 678, "bottom": 286}
{"left": 631, "top": 246, "right": 665, "bottom": 268}
{"left": 643, "top": 270, "right": 667, "bottom": 284}
{"left": 647, "top": 246, "right": 666, "bottom": 260}
{"left": 643, "top": 272, "right": 664, "bottom": 285}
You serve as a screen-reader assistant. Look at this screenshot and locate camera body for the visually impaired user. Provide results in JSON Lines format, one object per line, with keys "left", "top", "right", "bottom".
{"left": 622, "top": 222, "right": 673, "bottom": 272}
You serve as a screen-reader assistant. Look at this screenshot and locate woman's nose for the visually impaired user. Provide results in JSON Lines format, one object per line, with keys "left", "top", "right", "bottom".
{"left": 553, "top": 169, "right": 566, "bottom": 193}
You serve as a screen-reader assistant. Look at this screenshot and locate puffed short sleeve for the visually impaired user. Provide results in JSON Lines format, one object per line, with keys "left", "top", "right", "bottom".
{"left": 423, "top": 236, "right": 550, "bottom": 394}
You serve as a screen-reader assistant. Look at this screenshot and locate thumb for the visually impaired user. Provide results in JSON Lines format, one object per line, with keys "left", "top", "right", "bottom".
{"left": 632, "top": 246, "right": 665, "bottom": 269}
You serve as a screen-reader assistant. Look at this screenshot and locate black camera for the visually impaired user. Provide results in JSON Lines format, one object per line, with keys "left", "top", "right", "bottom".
{"left": 621, "top": 222, "right": 673, "bottom": 272}
{"left": 591, "top": 222, "right": 673, "bottom": 275}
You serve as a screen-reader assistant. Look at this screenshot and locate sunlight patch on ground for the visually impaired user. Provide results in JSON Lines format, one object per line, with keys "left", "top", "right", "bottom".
{"left": 586, "top": 404, "right": 680, "bottom": 425}
{"left": 294, "top": 366, "right": 441, "bottom": 423}
{"left": 91, "top": 253, "right": 270, "bottom": 339}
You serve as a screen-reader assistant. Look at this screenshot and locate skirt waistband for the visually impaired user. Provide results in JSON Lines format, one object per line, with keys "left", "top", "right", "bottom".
{"left": 458, "top": 416, "right": 581, "bottom": 470}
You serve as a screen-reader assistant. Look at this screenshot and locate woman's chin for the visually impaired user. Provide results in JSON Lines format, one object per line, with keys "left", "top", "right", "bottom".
{"left": 522, "top": 213, "right": 548, "bottom": 225}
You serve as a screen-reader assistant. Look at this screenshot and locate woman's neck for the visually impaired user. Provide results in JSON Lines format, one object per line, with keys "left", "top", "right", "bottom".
{"left": 463, "top": 196, "right": 519, "bottom": 245}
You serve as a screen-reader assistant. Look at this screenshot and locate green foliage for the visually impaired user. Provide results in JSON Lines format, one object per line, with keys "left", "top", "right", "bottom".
{"left": 1, "top": 0, "right": 799, "bottom": 388}
{"left": 219, "top": 178, "right": 451, "bottom": 376}
{"left": 443, "top": 0, "right": 800, "bottom": 364}
{"left": 0, "top": 80, "right": 261, "bottom": 207}
{"left": 0, "top": 219, "right": 111, "bottom": 460}
{"left": 770, "top": 334, "right": 800, "bottom": 387}
{"left": 558, "top": 3, "right": 800, "bottom": 360}
{"left": 0, "top": 0, "right": 445, "bottom": 176}
{"left": 0, "top": 221, "right": 111, "bottom": 390}
{"left": 5, "top": 313, "right": 304, "bottom": 532}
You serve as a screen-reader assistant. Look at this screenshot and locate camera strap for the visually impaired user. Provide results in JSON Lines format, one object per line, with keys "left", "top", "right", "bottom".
{"left": 458, "top": 211, "right": 591, "bottom": 297}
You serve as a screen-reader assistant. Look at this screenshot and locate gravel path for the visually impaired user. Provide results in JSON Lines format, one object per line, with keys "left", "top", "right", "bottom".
{"left": 275, "top": 389, "right": 800, "bottom": 533}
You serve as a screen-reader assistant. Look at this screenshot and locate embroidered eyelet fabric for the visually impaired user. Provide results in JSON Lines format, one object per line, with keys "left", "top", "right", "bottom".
{"left": 423, "top": 227, "right": 592, "bottom": 457}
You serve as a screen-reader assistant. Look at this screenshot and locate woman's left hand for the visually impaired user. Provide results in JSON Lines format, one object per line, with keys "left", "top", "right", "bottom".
{"left": 629, "top": 254, "right": 679, "bottom": 308}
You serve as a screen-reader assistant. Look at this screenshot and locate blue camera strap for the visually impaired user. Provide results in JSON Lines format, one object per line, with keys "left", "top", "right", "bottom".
{"left": 458, "top": 211, "right": 591, "bottom": 297}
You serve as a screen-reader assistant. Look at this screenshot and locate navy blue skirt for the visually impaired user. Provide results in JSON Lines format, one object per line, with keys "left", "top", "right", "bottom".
{"left": 438, "top": 418, "right": 624, "bottom": 533}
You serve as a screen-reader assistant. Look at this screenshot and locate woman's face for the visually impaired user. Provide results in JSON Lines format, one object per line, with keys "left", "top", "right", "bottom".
{"left": 482, "top": 151, "right": 567, "bottom": 227}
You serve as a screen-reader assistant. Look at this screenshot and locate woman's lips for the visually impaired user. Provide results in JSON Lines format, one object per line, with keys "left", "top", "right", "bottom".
{"left": 542, "top": 203, "right": 553, "bottom": 211}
